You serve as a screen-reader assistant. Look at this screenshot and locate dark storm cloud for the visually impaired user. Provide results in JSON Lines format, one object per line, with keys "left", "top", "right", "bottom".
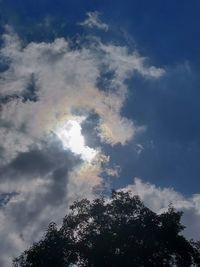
{"left": 0, "top": 138, "right": 81, "bottom": 183}
{"left": 10, "top": 149, "right": 57, "bottom": 175}
{"left": 7, "top": 162, "right": 72, "bottom": 228}
{"left": 0, "top": 139, "right": 82, "bottom": 266}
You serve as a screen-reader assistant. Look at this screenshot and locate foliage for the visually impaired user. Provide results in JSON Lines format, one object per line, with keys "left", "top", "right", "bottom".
{"left": 13, "top": 191, "right": 200, "bottom": 267}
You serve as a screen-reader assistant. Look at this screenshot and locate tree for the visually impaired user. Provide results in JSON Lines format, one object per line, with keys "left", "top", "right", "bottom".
{"left": 13, "top": 191, "right": 200, "bottom": 267}
{"left": 13, "top": 222, "right": 76, "bottom": 267}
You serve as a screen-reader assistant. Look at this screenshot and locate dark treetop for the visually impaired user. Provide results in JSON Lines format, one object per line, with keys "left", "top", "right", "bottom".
{"left": 13, "top": 191, "right": 200, "bottom": 267}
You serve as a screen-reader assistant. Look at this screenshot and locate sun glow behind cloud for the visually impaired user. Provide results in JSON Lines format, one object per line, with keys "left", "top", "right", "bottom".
{"left": 56, "top": 119, "right": 98, "bottom": 162}
{"left": 0, "top": 17, "right": 166, "bottom": 267}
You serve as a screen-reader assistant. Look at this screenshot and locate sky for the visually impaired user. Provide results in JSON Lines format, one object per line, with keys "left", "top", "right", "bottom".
{"left": 0, "top": 1, "right": 200, "bottom": 266}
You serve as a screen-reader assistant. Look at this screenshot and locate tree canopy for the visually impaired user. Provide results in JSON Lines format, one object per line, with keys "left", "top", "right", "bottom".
{"left": 13, "top": 191, "right": 200, "bottom": 267}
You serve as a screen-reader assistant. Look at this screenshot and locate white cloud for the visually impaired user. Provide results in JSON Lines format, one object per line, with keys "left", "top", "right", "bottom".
{"left": 135, "top": 143, "right": 144, "bottom": 155}
{"left": 121, "top": 178, "right": 200, "bottom": 240}
{"left": 0, "top": 27, "right": 164, "bottom": 163}
{"left": 0, "top": 25, "right": 164, "bottom": 266}
{"left": 100, "top": 44, "right": 165, "bottom": 81}
{"left": 79, "top": 11, "right": 109, "bottom": 31}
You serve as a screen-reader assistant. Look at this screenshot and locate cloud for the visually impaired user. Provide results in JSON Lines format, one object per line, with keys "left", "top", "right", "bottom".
{"left": 121, "top": 178, "right": 200, "bottom": 240}
{"left": 0, "top": 26, "right": 164, "bottom": 163}
{"left": 0, "top": 143, "right": 77, "bottom": 266}
{"left": 0, "top": 22, "right": 164, "bottom": 266}
{"left": 79, "top": 11, "right": 109, "bottom": 31}
{"left": 0, "top": 142, "right": 107, "bottom": 266}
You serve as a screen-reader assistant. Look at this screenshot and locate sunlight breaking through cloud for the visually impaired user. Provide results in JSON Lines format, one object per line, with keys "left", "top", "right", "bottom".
{"left": 55, "top": 119, "right": 98, "bottom": 162}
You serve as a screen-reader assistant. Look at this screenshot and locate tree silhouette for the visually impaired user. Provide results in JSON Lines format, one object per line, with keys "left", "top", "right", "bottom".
{"left": 13, "top": 191, "right": 200, "bottom": 267}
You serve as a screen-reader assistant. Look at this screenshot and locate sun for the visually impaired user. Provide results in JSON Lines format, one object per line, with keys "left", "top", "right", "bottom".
{"left": 56, "top": 119, "right": 97, "bottom": 162}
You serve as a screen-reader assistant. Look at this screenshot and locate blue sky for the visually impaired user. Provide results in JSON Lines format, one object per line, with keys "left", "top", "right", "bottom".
{"left": 1, "top": 0, "right": 199, "bottom": 193}
{"left": 2, "top": 0, "right": 200, "bottom": 64}
{"left": 0, "top": 1, "right": 200, "bottom": 266}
